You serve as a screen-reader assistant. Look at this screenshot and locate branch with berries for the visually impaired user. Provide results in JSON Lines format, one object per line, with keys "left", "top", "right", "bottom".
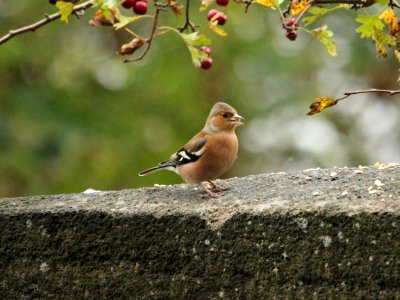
{"left": 0, "top": 0, "right": 399, "bottom": 72}
{"left": 0, "top": 0, "right": 94, "bottom": 45}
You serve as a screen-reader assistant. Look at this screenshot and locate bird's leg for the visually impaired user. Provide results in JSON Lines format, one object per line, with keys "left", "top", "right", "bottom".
{"left": 207, "top": 180, "right": 229, "bottom": 192}
{"left": 201, "top": 183, "right": 220, "bottom": 197}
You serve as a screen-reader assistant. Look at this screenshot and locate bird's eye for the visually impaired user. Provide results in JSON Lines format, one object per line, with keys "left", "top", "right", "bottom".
{"left": 222, "top": 112, "right": 232, "bottom": 118}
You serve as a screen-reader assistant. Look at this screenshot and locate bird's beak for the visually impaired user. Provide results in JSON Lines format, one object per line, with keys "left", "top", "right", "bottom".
{"left": 231, "top": 114, "right": 245, "bottom": 125}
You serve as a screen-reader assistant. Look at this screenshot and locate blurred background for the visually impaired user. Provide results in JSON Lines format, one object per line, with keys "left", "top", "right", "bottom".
{"left": 0, "top": 1, "right": 399, "bottom": 198}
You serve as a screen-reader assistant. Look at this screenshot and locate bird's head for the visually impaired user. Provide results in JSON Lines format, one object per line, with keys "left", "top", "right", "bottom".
{"left": 206, "top": 102, "right": 244, "bottom": 133}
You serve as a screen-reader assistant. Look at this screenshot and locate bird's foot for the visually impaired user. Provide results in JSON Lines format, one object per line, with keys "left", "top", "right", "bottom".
{"left": 207, "top": 180, "right": 229, "bottom": 192}
{"left": 201, "top": 181, "right": 228, "bottom": 197}
{"left": 202, "top": 187, "right": 221, "bottom": 198}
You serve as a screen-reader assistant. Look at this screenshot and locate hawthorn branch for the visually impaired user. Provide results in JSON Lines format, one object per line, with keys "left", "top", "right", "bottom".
{"left": 179, "top": 0, "right": 197, "bottom": 32}
{"left": 0, "top": 0, "right": 94, "bottom": 46}
{"left": 124, "top": 5, "right": 163, "bottom": 63}
{"left": 336, "top": 88, "right": 400, "bottom": 101}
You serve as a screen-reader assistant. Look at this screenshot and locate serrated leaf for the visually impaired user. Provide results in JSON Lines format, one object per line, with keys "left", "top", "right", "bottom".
{"left": 307, "top": 97, "right": 337, "bottom": 115}
{"left": 187, "top": 46, "right": 209, "bottom": 67}
{"left": 303, "top": 5, "right": 345, "bottom": 26}
{"left": 113, "top": 15, "right": 143, "bottom": 30}
{"left": 56, "top": 1, "right": 75, "bottom": 23}
{"left": 181, "top": 32, "right": 211, "bottom": 47}
{"left": 355, "top": 15, "right": 384, "bottom": 38}
{"left": 255, "top": 0, "right": 276, "bottom": 9}
{"left": 303, "top": 7, "right": 329, "bottom": 25}
{"left": 311, "top": 25, "right": 337, "bottom": 56}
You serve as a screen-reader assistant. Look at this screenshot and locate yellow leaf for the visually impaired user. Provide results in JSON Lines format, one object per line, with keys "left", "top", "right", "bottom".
{"left": 379, "top": 8, "right": 399, "bottom": 36}
{"left": 56, "top": 1, "right": 75, "bottom": 23}
{"left": 209, "top": 20, "right": 227, "bottom": 37}
{"left": 291, "top": 0, "right": 309, "bottom": 16}
{"left": 307, "top": 97, "right": 337, "bottom": 115}
{"left": 255, "top": 0, "right": 276, "bottom": 9}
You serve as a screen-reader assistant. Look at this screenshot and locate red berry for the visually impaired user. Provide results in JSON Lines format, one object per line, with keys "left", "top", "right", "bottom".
{"left": 286, "top": 17, "right": 297, "bottom": 27}
{"left": 122, "top": 0, "right": 136, "bottom": 8}
{"left": 216, "top": 0, "right": 229, "bottom": 6}
{"left": 200, "top": 57, "right": 213, "bottom": 70}
{"left": 201, "top": 46, "right": 212, "bottom": 56}
{"left": 285, "top": 30, "right": 297, "bottom": 41}
{"left": 207, "top": 9, "right": 219, "bottom": 21}
{"left": 207, "top": 9, "right": 227, "bottom": 25}
{"left": 134, "top": 1, "right": 148, "bottom": 14}
{"left": 217, "top": 13, "right": 227, "bottom": 25}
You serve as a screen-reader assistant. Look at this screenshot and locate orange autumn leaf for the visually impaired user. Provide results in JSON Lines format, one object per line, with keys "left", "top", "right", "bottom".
{"left": 291, "top": 0, "right": 309, "bottom": 16}
{"left": 307, "top": 97, "right": 338, "bottom": 115}
{"left": 379, "top": 8, "right": 399, "bottom": 36}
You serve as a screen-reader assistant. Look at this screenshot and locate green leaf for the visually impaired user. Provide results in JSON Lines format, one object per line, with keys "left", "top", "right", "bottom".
{"left": 180, "top": 32, "right": 211, "bottom": 66}
{"left": 303, "top": 7, "right": 329, "bottom": 25}
{"left": 311, "top": 25, "right": 337, "bottom": 56}
{"left": 181, "top": 32, "right": 211, "bottom": 47}
{"left": 113, "top": 15, "right": 143, "bottom": 30}
{"left": 56, "top": 1, "right": 75, "bottom": 23}
{"left": 156, "top": 28, "right": 211, "bottom": 67}
{"left": 355, "top": 15, "right": 384, "bottom": 38}
{"left": 188, "top": 46, "right": 208, "bottom": 67}
{"left": 303, "top": 5, "right": 348, "bottom": 26}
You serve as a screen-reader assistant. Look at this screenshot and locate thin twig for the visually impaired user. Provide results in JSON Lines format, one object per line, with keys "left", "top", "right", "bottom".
{"left": 178, "top": 0, "right": 197, "bottom": 32}
{"left": 232, "top": 0, "right": 252, "bottom": 13}
{"left": 124, "top": 7, "right": 162, "bottom": 63}
{"left": 282, "top": 0, "right": 294, "bottom": 16}
{"left": 0, "top": 0, "right": 94, "bottom": 45}
{"left": 336, "top": 88, "right": 400, "bottom": 101}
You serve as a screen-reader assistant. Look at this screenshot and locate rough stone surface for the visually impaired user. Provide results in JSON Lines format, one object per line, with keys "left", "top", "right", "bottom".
{"left": 0, "top": 165, "right": 399, "bottom": 299}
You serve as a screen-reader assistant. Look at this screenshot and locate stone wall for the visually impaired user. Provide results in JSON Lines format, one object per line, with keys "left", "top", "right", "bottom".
{"left": 1, "top": 165, "right": 399, "bottom": 298}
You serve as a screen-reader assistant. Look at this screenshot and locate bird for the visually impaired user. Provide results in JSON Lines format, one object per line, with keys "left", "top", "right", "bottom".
{"left": 139, "top": 102, "right": 244, "bottom": 197}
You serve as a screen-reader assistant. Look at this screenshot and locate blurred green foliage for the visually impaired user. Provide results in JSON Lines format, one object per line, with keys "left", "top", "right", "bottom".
{"left": 0, "top": 1, "right": 399, "bottom": 197}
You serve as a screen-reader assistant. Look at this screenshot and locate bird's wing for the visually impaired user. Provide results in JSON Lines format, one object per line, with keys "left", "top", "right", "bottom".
{"left": 138, "top": 137, "right": 207, "bottom": 176}
{"left": 170, "top": 137, "right": 207, "bottom": 165}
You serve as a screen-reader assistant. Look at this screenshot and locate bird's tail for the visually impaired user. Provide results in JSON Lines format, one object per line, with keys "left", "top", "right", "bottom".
{"left": 138, "top": 166, "right": 164, "bottom": 176}
{"left": 138, "top": 162, "right": 176, "bottom": 176}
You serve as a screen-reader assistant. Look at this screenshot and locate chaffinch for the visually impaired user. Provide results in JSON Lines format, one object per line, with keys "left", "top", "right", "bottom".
{"left": 139, "top": 102, "right": 244, "bottom": 197}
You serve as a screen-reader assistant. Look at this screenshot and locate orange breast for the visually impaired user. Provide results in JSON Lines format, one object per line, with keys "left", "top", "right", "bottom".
{"left": 177, "top": 133, "right": 239, "bottom": 184}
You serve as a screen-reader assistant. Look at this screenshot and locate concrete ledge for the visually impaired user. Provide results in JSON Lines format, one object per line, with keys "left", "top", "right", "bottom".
{"left": 1, "top": 165, "right": 399, "bottom": 298}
